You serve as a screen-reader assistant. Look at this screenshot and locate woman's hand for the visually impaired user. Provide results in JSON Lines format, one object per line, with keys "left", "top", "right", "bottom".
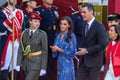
{"left": 54, "top": 45, "right": 64, "bottom": 53}
{"left": 50, "top": 45, "right": 63, "bottom": 53}
{"left": 50, "top": 46, "right": 57, "bottom": 52}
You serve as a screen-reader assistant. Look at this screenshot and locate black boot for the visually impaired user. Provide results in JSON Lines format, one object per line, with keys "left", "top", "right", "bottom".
{"left": 1, "top": 70, "right": 8, "bottom": 80}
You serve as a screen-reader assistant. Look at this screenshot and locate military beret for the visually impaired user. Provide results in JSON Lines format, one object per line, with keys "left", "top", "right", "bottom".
{"left": 30, "top": 13, "right": 42, "bottom": 21}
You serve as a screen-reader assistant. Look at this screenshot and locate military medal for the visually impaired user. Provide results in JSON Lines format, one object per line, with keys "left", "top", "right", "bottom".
{"left": 54, "top": 11, "right": 59, "bottom": 18}
{"left": 53, "top": 25, "right": 56, "bottom": 30}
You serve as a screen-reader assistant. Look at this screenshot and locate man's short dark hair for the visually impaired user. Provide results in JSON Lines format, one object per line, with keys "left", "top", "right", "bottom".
{"left": 82, "top": 2, "right": 94, "bottom": 12}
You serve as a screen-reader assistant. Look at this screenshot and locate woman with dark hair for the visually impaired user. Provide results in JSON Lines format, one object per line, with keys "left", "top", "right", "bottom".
{"left": 50, "top": 16, "right": 77, "bottom": 80}
{"left": 105, "top": 25, "right": 120, "bottom": 80}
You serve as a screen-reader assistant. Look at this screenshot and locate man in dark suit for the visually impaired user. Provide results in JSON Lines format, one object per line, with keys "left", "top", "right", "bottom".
{"left": 76, "top": 3, "right": 107, "bottom": 80}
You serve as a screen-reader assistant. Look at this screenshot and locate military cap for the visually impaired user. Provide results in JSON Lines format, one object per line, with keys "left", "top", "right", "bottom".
{"left": 108, "top": 14, "right": 119, "bottom": 21}
{"left": 22, "top": 0, "right": 36, "bottom": 3}
{"left": 30, "top": 13, "right": 42, "bottom": 21}
{"left": 78, "top": 2, "right": 83, "bottom": 5}
{"left": 116, "top": 14, "right": 120, "bottom": 20}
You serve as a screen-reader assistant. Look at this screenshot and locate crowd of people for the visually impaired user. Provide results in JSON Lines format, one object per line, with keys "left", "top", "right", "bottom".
{"left": 0, "top": 0, "right": 120, "bottom": 80}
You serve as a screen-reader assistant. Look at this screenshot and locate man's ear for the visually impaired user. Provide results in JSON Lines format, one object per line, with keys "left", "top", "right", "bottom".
{"left": 90, "top": 10, "right": 94, "bottom": 16}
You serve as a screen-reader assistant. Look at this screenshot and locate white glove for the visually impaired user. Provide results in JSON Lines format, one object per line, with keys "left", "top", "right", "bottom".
{"left": 8, "top": 9, "right": 17, "bottom": 19}
{"left": 39, "top": 69, "right": 46, "bottom": 76}
{"left": 8, "top": 65, "right": 20, "bottom": 72}
{"left": 16, "top": 65, "right": 20, "bottom": 71}
{"left": 100, "top": 65, "right": 105, "bottom": 71}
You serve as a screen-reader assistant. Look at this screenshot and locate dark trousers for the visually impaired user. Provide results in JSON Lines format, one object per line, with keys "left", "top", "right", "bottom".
{"left": 8, "top": 70, "right": 18, "bottom": 80}
{"left": 76, "top": 65, "right": 101, "bottom": 80}
{"left": 0, "top": 70, "right": 8, "bottom": 80}
{"left": 0, "top": 69, "right": 18, "bottom": 80}
{"left": 46, "top": 48, "right": 57, "bottom": 80}
{"left": 25, "top": 70, "right": 39, "bottom": 80}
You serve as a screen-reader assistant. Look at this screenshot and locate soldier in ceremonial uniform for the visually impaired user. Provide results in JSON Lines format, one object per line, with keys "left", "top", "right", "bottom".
{"left": 17, "top": 13, "right": 48, "bottom": 80}
{"left": 35, "top": 0, "right": 59, "bottom": 46}
{"left": 70, "top": 2, "right": 85, "bottom": 49}
{"left": 22, "top": 0, "right": 37, "bottom": 29}
{"left": 69, "top": 2, "right": 85, "bottom": 73}
{"left": 0, "top": 0, "right": 24, "bottom": 80}
{"left": 35, "top": 0, "right": 59, "bottom": 79}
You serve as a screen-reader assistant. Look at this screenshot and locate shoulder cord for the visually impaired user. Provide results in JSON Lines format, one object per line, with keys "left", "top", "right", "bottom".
{"left": 20, "top": 30, "right": 31, "bottom": 56}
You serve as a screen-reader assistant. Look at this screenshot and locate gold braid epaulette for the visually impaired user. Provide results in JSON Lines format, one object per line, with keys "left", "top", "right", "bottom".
{"left": 20, "top": 29, "right": 31, "bottom": 56}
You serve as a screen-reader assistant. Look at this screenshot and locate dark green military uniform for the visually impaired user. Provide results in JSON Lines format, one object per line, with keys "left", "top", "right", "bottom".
{"left": 17, "top": 29, "right": 48, "bottom": 80}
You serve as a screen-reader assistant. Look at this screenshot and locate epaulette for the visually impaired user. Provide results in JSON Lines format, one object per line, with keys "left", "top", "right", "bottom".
{"left": 24, "top": 28, "right": 29, "bottom": 31}
{"left": 36, "top": 5, "right": 42, "bottom": 15}
{"left": 37, "top": 5, "right": 42, "bottom": 8}
{"left": 21, "top": 29, "right": 28, "bottom": 35}
{"left": 52, "top": 5, "right": 58, "bottom": 9}
{"left": 36, "top": 11, "right": 40, "bottom": 15}
{"left": 39, "top": 29, "right": 46, "bottom": 34}
{"left": 40, "top": 29, "right": 44, "bottom": 32}
{"left": 72, "top": 11, "right": 79, "bottom": 15}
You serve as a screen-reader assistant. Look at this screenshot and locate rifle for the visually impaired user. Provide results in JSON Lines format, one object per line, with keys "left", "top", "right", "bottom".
{"left": 69, "top": 6, "right": 79, "bottom": 14}
{"left": 69, "top": 6, "right": 76, "bottom": 12}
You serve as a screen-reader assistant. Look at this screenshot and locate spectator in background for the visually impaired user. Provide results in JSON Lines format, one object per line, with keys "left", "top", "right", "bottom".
{"left": 50, "top": 16, "right": 77, "bottom": 80}
{"left": 105, "top": 25, "right": 120, "bottom": 80}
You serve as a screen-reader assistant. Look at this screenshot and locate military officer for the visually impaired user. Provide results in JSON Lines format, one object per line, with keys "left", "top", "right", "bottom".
{"left": 70, "top": 2, "right": 85, "bottom": 49}
{"left": 17, "top": 13, "right": 48, "bottom": 80}
{"left": 35, "top": 0, "right": 59, "bottom": 46}
{"left": 35, "top": 0, "right": 59, "bottom": 79}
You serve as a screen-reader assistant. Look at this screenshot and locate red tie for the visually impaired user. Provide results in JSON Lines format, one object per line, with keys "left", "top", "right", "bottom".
{"left": 30, "top": 31, "right": 33, "bottom": 38}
